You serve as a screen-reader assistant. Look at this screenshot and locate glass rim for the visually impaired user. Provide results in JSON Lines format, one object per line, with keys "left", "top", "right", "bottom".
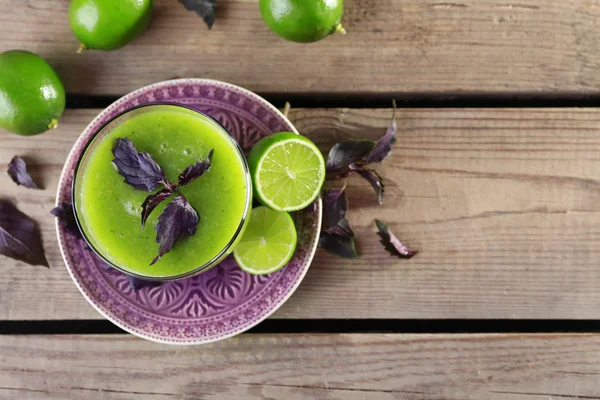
{"left": 71, "top": 102, "right": 252, "bottom": 282}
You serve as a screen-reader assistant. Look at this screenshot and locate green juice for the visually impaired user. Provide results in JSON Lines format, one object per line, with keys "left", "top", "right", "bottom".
{"left": 75, "top": 105, "right": 250, "bottom": 278}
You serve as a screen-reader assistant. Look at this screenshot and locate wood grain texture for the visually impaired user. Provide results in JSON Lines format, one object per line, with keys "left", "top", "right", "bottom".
{"left": 3, "top": 333, "right": 600, "bottom": 399}
{"left": 1, "top": 108, "right": 600, "bottom": 320}
{"left": 3, "top": 0, "right": 600, "bottom": 94}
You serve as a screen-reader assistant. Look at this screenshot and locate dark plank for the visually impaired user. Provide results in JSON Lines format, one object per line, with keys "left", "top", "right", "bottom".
{"left": 2, "top": 108, "right": 600, "bottom": 320}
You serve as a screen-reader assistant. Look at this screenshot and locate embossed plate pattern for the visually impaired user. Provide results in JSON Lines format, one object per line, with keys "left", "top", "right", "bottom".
{"left": 56, "top": 79, "right": 322, "bottom": 344}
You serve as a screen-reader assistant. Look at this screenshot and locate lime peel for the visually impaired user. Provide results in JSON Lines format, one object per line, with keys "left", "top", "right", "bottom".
{"left": 47, "top": 119, "right": 59, "bottom": 130}
{"left": 334, "top": 24, "right": 346, "bottom": 35}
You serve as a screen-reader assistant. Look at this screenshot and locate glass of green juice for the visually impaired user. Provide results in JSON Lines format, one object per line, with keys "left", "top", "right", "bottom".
{"left": 72, "top": 104, "right": 252, "bottom": 281}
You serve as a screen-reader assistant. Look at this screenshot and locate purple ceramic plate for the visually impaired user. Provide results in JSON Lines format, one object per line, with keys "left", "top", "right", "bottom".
{"left": 56, "top": 79, "right": 322, "bottom": 344}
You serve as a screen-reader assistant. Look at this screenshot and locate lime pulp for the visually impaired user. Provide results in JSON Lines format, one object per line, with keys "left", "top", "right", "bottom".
{"left": 233, "top": 207, "right": 297, "bottom": 275}
{"left": 248, "top": 132, "right": 326, "bottom": 212}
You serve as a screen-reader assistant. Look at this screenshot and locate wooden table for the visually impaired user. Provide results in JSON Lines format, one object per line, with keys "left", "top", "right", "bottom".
{"left": 2, "top": 0, "right": 600, "bottom": 398}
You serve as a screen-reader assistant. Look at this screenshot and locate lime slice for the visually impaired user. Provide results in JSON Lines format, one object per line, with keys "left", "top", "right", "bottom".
{"left": 248, "top": 132, "right": 325, "bottom": 212}
{"left": 234, "top": 206, "right": 297, "bottom": 275}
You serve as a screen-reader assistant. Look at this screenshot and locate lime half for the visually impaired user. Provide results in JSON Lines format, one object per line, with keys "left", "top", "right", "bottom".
{"left": 234, "top": 207, "right": 297, "bottom": 275}
{"left": 248, "top": 132, "right": 325, "bottom": 212}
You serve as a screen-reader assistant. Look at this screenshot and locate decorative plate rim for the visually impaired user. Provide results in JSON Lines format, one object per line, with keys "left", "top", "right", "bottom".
{"left": 55, "top": 78, "right": 322, "bottom": 345}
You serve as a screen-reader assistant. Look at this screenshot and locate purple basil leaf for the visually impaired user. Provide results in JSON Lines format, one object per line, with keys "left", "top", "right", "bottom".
{"left": 50, "top": 202, "right": 82, "bottom": 239}
{"left": 178, "top": 149, "right": 214, "bottom": 186}
{"left": 375, "top": 219, "right": 418, "bottom": 259}
{"left": 326, "top": 140, "right": 376, "bottom": 172}
{"left": 318, "top": 232, "right": 359, "bottom": 259}
{"left": 127, "top": 275, "right": 162, "bottom": 291}
{"left": 363, "top": 118, "right": 397, "bottom": 164}
{"left": 323, "top": 185, "right": 354, "bottom": 238}
{"left": 328, "top": 219, "right": 354, "bottom": 238}
{"left": 7, "top": 156, "right": 40, "bottom": 189}
{"left": 141, "top": 188, "right": 173, "bottom": 229}
{"left": 0, "top": 200, "right": 48, "bottom": 267}
{"left": 363, "top": 102, "right": 398, "bottom": 164}
{"left": 151, "top": 196, "right": 199, "bottom": 265}
{"left": 112, "top": 138, "right": 167, "bottom": 192}
{"left": 179, "top": 0, "right": 217, "bottom": 29}
{"left": 352, "top": 167, "right": 384, "bottom": 204}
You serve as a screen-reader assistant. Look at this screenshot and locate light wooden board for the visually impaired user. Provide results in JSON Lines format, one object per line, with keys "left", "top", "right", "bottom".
{"left": 2, "top": 333, "right": 600, "bottom": 399}
{"left": 2, "top": 0, "right": 600, "bottom": 94}
{"left": 1, "top": 108, "right": 600, "bottom": 320}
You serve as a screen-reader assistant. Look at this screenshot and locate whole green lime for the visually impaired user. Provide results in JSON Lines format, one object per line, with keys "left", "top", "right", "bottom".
{"left": 69, "top": 0, "right": 153, "bottom": 52}
{"left": 259, "top": 0, "right": 345, "bottom": 43}
{"left": 0, "top": 51, "right": 66, "bottom": 136}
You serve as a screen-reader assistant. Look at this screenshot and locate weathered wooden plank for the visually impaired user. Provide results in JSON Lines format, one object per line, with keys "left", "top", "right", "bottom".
{"left": 1, "top": 108, "right": 600, "bottom": 320}
{"left": 2, "top": 0, "right": 600, "bottom": 94}
{"left": 2, "top": 333, "right": 600, "bottom": 399}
